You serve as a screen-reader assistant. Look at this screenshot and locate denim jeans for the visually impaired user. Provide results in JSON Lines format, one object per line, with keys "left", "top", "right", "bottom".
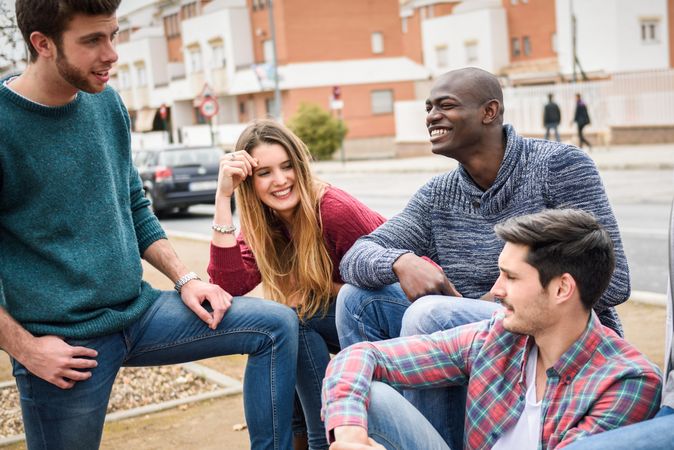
{"left": 335, "top": 284, "right": 502, "bottom": 449}
{"left": 293, "top": 301, "right": 340, "bottom": 450}
{"left": 11, "top": 291, "right": 298, "bottom": 450}
{"left": 366, "top": 381, "right": 450, "bottom": 450}
{"left": 564, "top": 406, "right": 674, "bottom": 450}
{"left": 545, "top": 124, "right": 560, "bottom": 142}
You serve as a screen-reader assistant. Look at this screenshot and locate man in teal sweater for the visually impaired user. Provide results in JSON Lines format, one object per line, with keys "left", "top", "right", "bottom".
{"left": 0, "top": 2, "right": 298, "bottom": 449}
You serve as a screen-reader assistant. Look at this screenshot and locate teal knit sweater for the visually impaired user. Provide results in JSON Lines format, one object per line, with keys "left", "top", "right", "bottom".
{"left": 0, "top": 80, "right": 166, "bottom": 338}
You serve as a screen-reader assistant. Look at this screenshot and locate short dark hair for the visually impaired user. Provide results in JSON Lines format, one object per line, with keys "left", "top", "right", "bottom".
{"left": 16, "top": 0, "right": 121, "bottom": 62}
{"left": 494, "top": 209, "right": 615, "bottom": 310}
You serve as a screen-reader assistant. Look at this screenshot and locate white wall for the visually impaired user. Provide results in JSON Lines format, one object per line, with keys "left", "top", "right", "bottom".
{"left": 556, "top": 0, "right": 669, "bottom": 75}
{"left": 421, "top": 1, "right": 508, "bottom": 75}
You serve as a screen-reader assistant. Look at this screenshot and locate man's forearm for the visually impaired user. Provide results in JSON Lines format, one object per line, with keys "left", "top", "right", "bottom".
{"left": 142, "top": 239, "right": 190, "bottom": 283}
{"left": 0, "top": 306, "right": 34, "bottom": 361}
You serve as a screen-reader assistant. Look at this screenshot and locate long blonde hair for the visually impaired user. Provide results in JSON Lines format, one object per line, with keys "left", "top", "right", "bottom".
{"left": 235, "top": 119, "right": 334, "bottom": 320}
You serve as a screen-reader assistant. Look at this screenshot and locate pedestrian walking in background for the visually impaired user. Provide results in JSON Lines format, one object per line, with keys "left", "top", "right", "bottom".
{"left": 207, "top": 119, "right": 385, "bottom": 450}
{"left": 574, "top": 93, "right": 593, "bottom": 149}
{"left": 543, "top": 93, "right": 561, "bottom": 141}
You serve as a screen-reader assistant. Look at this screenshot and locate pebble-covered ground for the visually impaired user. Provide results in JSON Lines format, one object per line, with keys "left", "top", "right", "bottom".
{"left": 0, "top": 365, "right": 221, "bottom": 439}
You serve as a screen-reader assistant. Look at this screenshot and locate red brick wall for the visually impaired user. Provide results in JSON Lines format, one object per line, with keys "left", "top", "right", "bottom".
{"left": 248, "top": 0, "right": 405, "bottom": 65}
{"left": 284, "top": 81, "right": 416, "bottom": 138}
{"left": 503, "top": 0, "right": 557, "bottom": 62}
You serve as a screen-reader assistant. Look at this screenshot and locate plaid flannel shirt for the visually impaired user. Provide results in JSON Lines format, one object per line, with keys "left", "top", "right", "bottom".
{"left": 321, "top": 312, "right": 662, "bottom": 449}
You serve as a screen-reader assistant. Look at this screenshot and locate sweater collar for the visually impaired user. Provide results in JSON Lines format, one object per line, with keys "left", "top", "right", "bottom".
{"left": 457, "top": 124, "right": 525, "bottom": 214}
{"left": 0, "top": 74, "right": 82, "bottom": 117}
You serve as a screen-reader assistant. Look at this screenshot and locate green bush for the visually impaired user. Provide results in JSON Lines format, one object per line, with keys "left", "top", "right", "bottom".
{"left": 287, "top": 103, "right": 347, "bottom": 160}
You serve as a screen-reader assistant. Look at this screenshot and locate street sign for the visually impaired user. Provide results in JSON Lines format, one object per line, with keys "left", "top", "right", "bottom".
{"left": 199, "top": 96, "right": 219, "bottom": 119}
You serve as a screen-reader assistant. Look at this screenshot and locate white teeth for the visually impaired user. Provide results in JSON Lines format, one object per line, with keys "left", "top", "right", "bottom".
{"left": 430, "top": 129, "right": 448, "bottom": 137}
{"left": 272, "top": 188, "right": 291, "bottom": 197}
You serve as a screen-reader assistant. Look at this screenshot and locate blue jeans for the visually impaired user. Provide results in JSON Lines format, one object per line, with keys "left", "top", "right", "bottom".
{"left": 11, "top": 291, "right": 298, "bottom": 450}
{"left": 336, "top": 284, "right": 502, "bottom": 449}
{"left": 564, "top": 406, "right": 674, "bottom": 449}
{"left": 545, "top": 124, "right": 560, "bottom": 142}
{"left": 367, "top": 382, "right": 450, "bottom": 450}
{"left": 294, "top": 302, "right": 340, "bottom": 450}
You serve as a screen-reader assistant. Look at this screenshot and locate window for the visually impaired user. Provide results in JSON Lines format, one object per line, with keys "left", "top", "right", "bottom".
{"left": 193, "top": 106, "right": 207, "bottom": 124}
{"left": 163, "top": 13, "right": 180, "bottom": 38}
{"left": 265, "top": 97, "right": 277, "bottom": 116}
{"left": 253, "top": 0, "right": 266, "bottom": 10}
{"left": 523, "top": 36, "right": 531, "bottom": 56}
{"left": 263, "top": 39, "right": 274, "bottom": 63}
{"left": 511, "top": 37, "right": 521, "bottom": 57}
{"left": 640, "top": 19, "right": 660, "bottom": 43}
{"left": 510, "top": 0, "right": 517, "bottom": 4}
{"left": 211, "top": 42, "right": 225, "bottom": 68}
{"left": 118, "top": 66, "right": 131, "bottom": 89}
{"left": 435, "top": 45, "right": 449, "bottom": 69}
{"left": 188, "top": 46, "right": 203, "bottom": 73}
{"left": 551, "top": 32, "right": 557, "bottom": 53}
{"left": 465, "top": 41, "right": 478, "bottom": 64}
{"left": 371, "top": 89, "right": 393, "bottom": 114}
{"left": 135, "top": 62, "right": 147, "bottom": 87}
{"left": 371, "top": 32, "right": 384, "bottom": 54}
{"left": 401, "top": 17, "right": 408, "bottom": 34}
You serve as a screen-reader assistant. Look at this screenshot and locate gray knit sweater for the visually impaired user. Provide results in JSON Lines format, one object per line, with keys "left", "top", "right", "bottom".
{"left": 340, "top": 125, "right": 629, "bottom": 334}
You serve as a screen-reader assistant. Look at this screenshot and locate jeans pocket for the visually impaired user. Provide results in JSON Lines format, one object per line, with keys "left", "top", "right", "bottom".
{"left": 10, "top": 356, "right": 28, "bottom": 377}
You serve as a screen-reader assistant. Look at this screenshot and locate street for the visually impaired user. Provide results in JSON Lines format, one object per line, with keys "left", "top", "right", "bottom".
{"left": 159, "top": 167, "right": 674, "bottom": 295}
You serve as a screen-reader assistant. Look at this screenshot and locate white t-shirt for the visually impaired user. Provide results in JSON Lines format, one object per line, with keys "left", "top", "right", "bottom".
{"left": 491, "top": 345, "right": 542, "bottom": 450}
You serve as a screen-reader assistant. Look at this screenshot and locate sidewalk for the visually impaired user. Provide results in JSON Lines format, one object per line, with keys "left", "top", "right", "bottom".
{"left": 311, "top": 142, "right": 674, "bottom": 174}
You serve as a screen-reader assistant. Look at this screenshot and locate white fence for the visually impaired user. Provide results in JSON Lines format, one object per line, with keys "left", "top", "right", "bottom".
{"left": 396, "top": 69, "right": 674, "bottom": 142}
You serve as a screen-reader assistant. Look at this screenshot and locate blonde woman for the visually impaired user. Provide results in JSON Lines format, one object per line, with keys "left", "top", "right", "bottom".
{"left": 207, "top": 120, "right": 385, "bottom": 450}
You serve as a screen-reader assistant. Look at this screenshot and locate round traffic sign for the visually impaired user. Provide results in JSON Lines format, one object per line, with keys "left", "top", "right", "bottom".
{"left": 199, "top": 97, "right": 219, "bottom": 118}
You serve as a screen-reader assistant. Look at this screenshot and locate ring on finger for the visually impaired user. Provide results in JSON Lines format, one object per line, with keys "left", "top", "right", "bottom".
{"left": 229, "top": 153, "right": 236, "bottom": 160}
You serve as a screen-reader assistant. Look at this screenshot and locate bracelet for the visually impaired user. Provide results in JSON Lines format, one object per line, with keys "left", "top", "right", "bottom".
{"left": 174, "top": 271, "right": 201, "bottom": 293}
{"left": 212, "top": 223, "right": 236, "bottom": 234}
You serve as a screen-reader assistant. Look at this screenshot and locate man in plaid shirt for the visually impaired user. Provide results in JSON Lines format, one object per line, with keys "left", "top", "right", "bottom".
{"left": 322, "top": 209, "right": 662, "bottom": 450}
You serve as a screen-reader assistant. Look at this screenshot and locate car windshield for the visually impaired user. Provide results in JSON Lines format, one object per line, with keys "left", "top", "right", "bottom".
{"left": 159, "top": 148, "right": 222, "bottom": 167}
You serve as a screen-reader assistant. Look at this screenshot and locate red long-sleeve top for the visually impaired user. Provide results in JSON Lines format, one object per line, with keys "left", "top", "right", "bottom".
{"left": 207, "top": 186, "right": 386, "bottom": 295}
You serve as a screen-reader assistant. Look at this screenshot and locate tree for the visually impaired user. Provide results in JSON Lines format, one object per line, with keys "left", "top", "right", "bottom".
{"left": 0, "top": 1, "right": 26, "bottom": 76}
{"left": 287, "top": 103, "right": 347, "bottom": 161}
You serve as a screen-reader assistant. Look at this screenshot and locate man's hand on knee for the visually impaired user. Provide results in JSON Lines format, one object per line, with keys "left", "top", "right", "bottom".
{"left": 21, "top": 335, "right": 98, "bottom": 389}
{"left": 180, "top": 280, "right": 232, "bottom": 329}
{"left": 393, "top": 253, "right": 461, "bottom": 301}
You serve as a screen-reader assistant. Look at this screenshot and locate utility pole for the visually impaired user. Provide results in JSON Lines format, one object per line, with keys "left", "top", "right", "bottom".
{"left": 267, "top": 0, "right": 283, "bottom": 121}
{"left": 571, "top": 0, "right": 577, "bottom": 83}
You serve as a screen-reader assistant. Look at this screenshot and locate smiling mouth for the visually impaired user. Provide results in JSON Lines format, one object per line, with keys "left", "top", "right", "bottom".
{"left": 271, "top": 187, "right": 292, "bottom": 198}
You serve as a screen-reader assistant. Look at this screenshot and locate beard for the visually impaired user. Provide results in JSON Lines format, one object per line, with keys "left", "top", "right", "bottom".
{"left": 56, "top": 50, "right": 100, "bottom": 94}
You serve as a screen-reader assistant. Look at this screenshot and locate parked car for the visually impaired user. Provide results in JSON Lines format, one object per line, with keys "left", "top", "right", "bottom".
{"left": 133, "top": 146, "right": 234, "bottom": 216}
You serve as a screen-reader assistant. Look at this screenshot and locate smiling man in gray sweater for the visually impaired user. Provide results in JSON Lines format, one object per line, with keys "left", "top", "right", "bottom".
{"left": 336, "top": 67, "right": 630, "bottom": 449}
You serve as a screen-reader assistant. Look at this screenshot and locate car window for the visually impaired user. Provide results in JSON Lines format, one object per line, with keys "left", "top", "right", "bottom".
{"left": 159, "top": 148, "right": 223, "bottom": 167}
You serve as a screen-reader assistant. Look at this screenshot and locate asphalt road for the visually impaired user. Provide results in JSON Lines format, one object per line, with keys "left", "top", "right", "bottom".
{"left": 159, "top": 168, "right": 674, "bottom": 295}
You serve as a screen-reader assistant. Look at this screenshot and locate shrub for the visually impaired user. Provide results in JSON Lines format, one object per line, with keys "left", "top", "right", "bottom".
{"left": 287, "top": 103, "right": 347, "bottom": 160}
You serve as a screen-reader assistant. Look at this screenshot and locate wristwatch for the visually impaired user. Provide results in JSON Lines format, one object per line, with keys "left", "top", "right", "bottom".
{"left": 174, "top": 272, "right": 201, "bottom": 293}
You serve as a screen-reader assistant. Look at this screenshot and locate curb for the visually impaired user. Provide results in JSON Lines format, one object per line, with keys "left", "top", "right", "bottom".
{"left": 629, "top": 290, "right": 667, "bottom": 307}
{"left": 0, "top": 362, "right": 243, "bottom": 447}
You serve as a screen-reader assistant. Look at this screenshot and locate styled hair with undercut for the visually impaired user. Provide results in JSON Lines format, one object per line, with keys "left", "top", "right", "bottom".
{"left": 16, "top": 0, "right": 121, "bottom": 62}
{"left": 234, "top": 119, "right": 333, "bottom": 321}
{"left": 494, "top": 209, "right": 615, "bottom": 310}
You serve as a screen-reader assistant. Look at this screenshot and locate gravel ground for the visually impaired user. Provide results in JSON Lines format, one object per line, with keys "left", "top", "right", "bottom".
{"left": 0, "top": 365, "right": 222, "bottom": 439}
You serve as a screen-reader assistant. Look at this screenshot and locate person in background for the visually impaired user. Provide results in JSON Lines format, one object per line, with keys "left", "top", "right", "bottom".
{"left": 543, "top": 93, "right": 561, "bottom": 142}
{"left": 573, "top": 93, "right": 592, "bottom": 149}
{"left": 207, "top": 119, "right": 385, "bottom": 450}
